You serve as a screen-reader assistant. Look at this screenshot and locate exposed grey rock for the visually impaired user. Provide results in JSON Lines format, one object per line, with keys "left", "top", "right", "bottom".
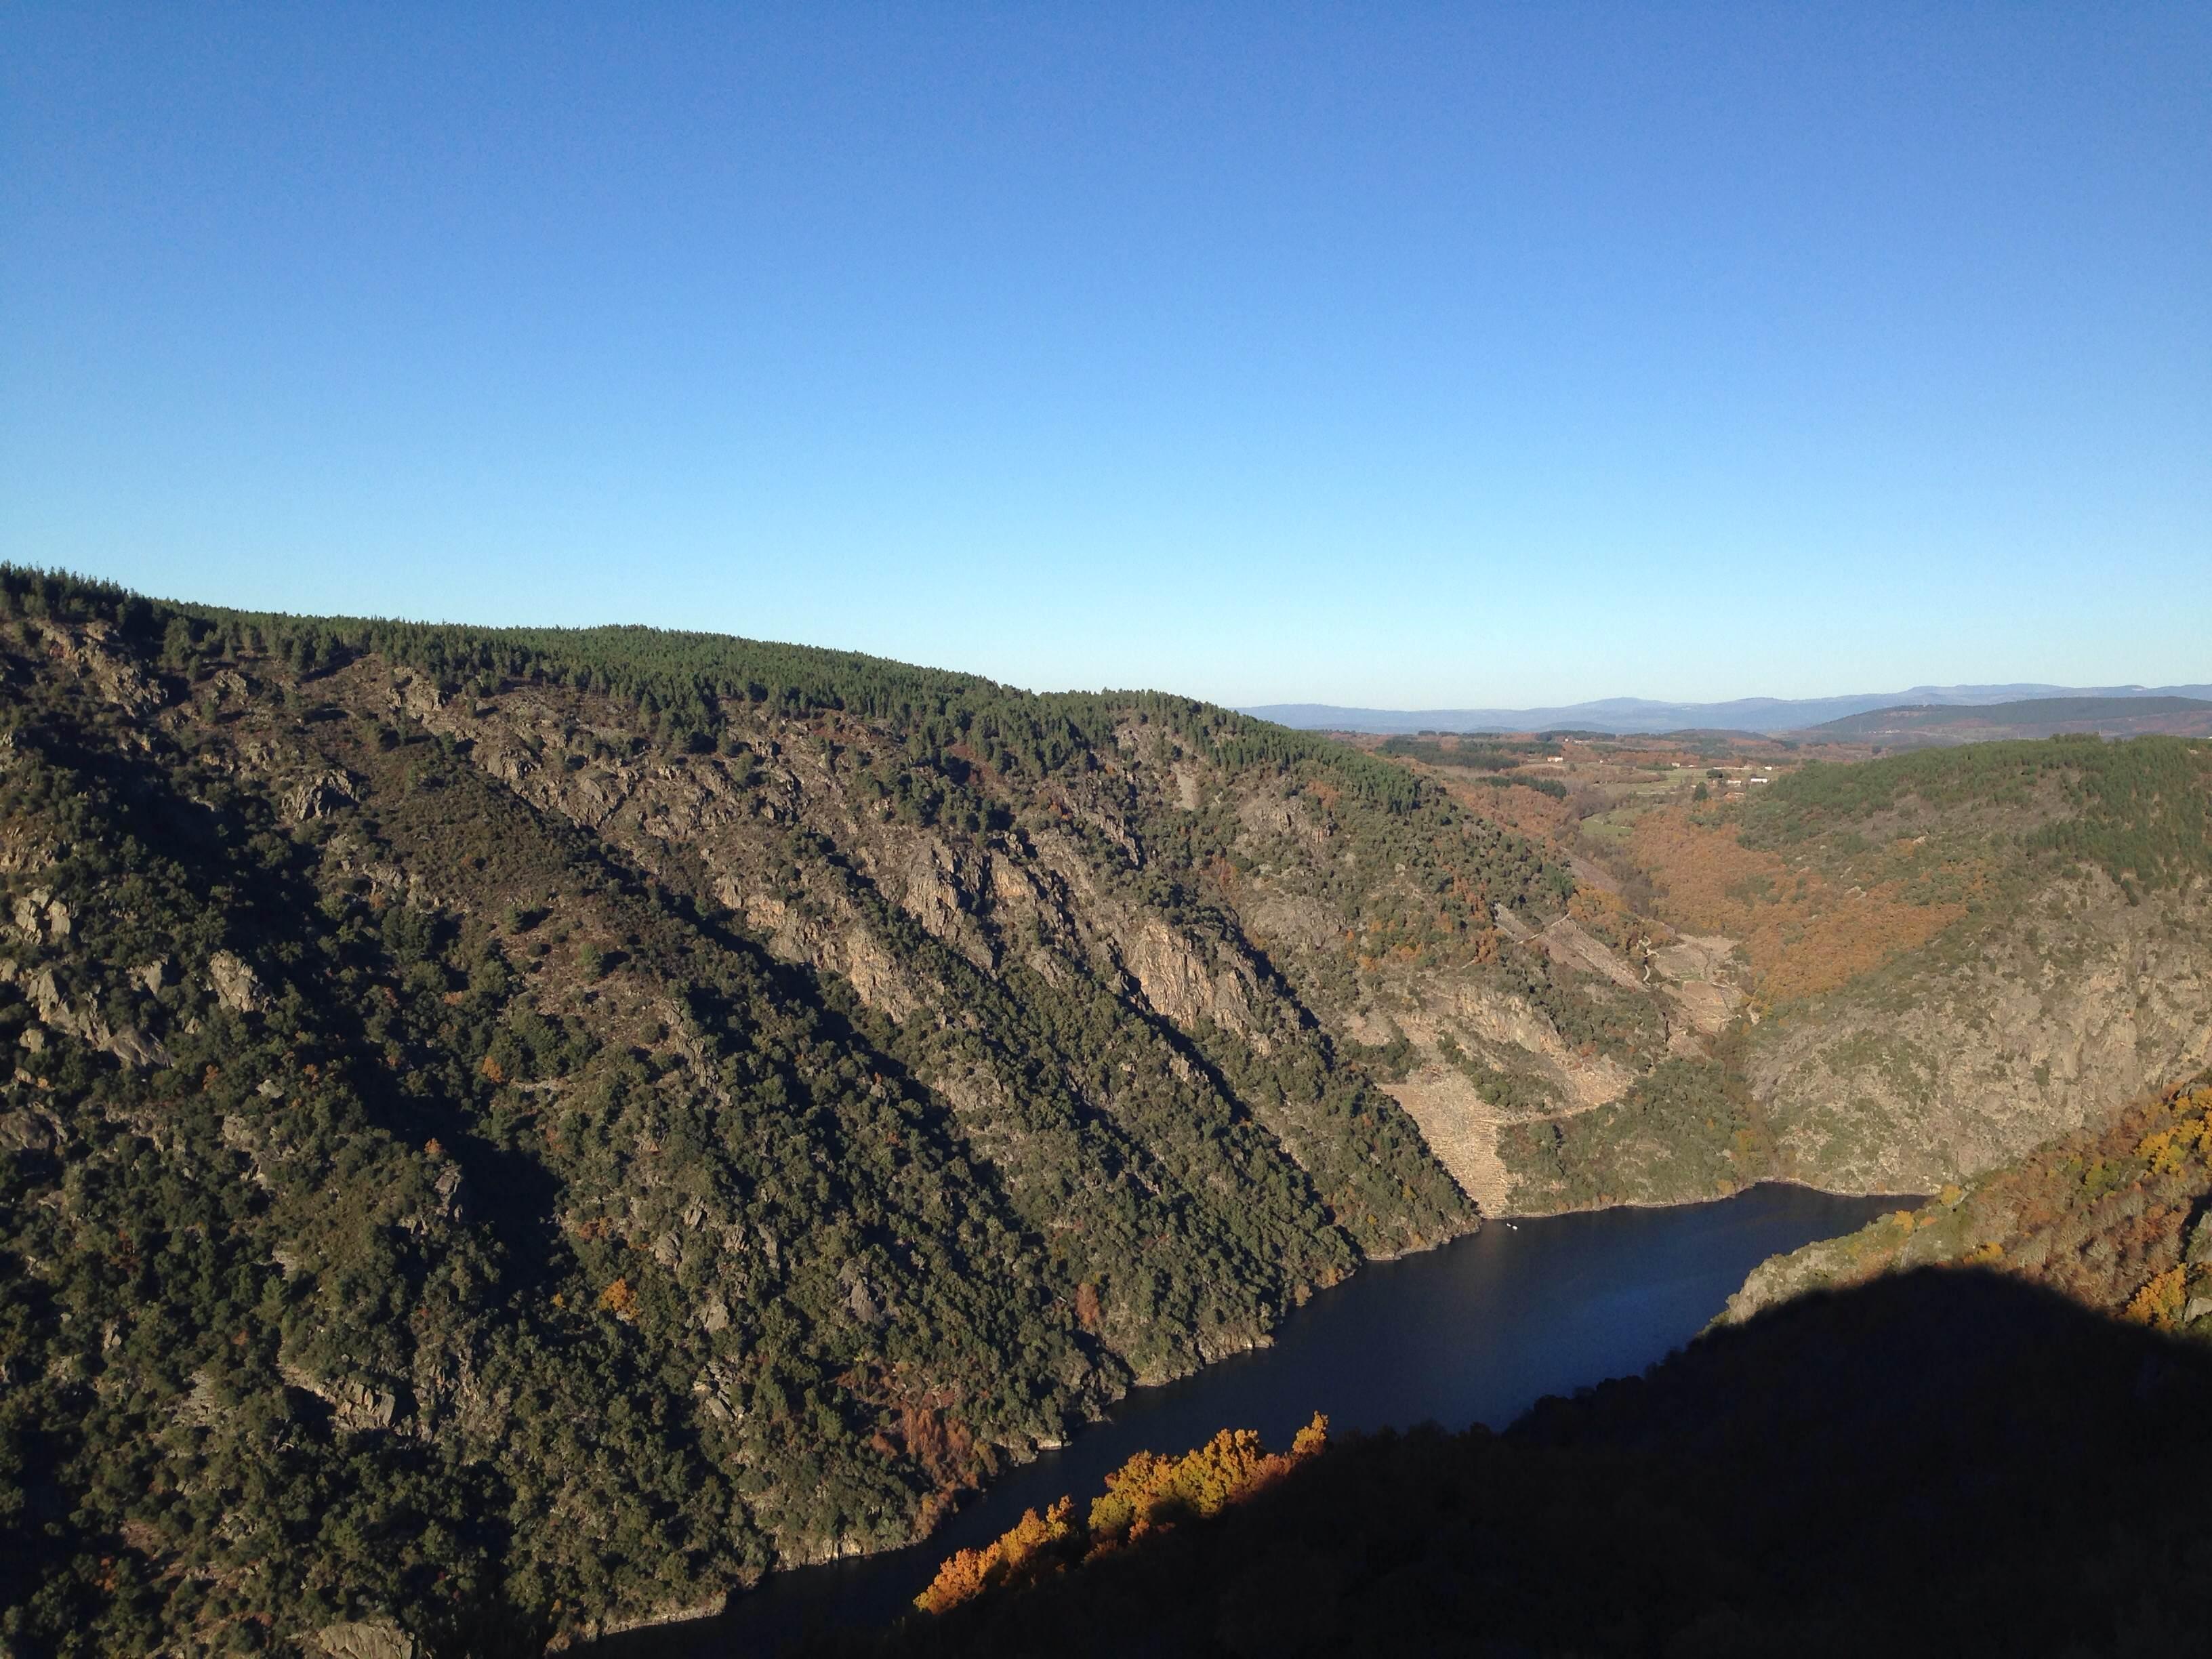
{"left": 176, "top": 1370, "right": 226, "bottom": 1428}
{"left": 0, "top": 1105, "right": 58, "bottom": 1153}
{"left": 1750, "top": 876, "right": 2212, "bottom": 1192}
{"left": 208, "top": 950, "right": 267, "bottom": 1013}
{"left": 316, "top": 1620, "right": 417, "bottom": 1659}
{"left": 329, "top": 1379, "right": 399, "bottom": 1432}
{"left": 26, "top": 967, "right": 68, "bottom": 1025}
{"left": 104, "top": 1025, "right": 171, "bottom": 1069}
{"left": 47, "top": 621, "right": 164, "bottom": 716}
{"left": 432, "top": 1162, "right": 468, "bottom": 1224}
{"left": 846, "top": 1275, "right": 882, "bottom": 1325}
{"left": 18, "top": 964, "right": 167, "bottom": 1066}
{"left": 276, "top": 1356, "right": 401, "bottom": 1431}
{"left": 12, "top": 887, "right": 70, "bottom": 943}
{"left": 284, "top": 769, "right": 357, "bottom": 821}
{"left": 2187, "top": 1214, "right": 2212, "bottom": 1267}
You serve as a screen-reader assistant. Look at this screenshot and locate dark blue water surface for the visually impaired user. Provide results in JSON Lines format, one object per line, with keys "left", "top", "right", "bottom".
{"left": 597, "top": 1182, "right": 1908, "bottom": 1657}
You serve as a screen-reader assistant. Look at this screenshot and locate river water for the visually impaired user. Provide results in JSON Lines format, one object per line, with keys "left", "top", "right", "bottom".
{"left": 596, "top": 1182, "right": 1906, "bottom": 1657}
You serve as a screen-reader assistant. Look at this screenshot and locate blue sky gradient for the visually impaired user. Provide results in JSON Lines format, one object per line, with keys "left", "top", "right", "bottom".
{"left": 3, "top": 4, "right": 2206, "bottom": 705}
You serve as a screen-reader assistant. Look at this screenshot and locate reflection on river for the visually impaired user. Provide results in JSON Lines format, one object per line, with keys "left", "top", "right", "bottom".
{"left": 595, "top": 1183, "right": 1908, "bottom": 1657}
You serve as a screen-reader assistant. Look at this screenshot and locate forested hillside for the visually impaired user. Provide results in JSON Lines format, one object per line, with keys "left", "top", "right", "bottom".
{"left": 0, "top": 568, "right": 1597, "bottom": 1655}
{"left": 4, "top": 565, "right": 2207, "bottom": 1655}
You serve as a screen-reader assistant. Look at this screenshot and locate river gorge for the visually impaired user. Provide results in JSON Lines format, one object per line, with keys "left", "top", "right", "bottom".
{"left": 597, "top": 1184, "right": 1908, "bottom": 1656}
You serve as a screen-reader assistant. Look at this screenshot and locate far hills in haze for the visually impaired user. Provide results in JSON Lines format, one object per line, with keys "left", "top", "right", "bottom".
{"left": 1248, "top": 683, "right": 2212, "bottom": 737}
{"left": 1804, "top": 695, "right": 2212, "bottom": 745}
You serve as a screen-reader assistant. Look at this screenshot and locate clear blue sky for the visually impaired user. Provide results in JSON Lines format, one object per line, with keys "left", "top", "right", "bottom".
{"left": 4, "top": 4, "right": 2206, "bottom": 708}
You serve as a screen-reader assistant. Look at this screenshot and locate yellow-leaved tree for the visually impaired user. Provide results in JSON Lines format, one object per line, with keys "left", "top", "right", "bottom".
{"left": 915, "top": 1413, "right": 1330, "bottom": 1614}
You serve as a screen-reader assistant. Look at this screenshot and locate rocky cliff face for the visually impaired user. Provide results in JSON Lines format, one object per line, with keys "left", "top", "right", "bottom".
{"left": 396, "top": 666, "right": 2212, "bottom": 1229}
{"left": 1, "top": 592, "right": 1615, "bottom": 1652}
{"left": 1747, "top": 873, "right": 2212, "bottom": 1191}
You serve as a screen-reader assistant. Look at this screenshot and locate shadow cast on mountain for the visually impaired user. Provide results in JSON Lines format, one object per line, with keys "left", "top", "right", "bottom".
{"left": 823, "top": 1269, "right": 2212, "bottom": 1658}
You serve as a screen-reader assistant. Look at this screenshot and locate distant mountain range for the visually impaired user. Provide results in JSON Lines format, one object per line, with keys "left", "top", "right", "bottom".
{"left": 1245, "top": 684, "right": 2212, "bottom": 736}
{"left": 1806, "top": 695, "right": 2212, "bottom": 745}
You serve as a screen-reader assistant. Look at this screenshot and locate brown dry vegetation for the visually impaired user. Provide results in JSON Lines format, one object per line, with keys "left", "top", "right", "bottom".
{"left": 1563, "top": 884, "right": 1650, "bottom": 954}
{"left": 1628, "top": 805, "right": 1968, "bottom": 1002}
{"left": 1435, "top": 776, "right": 1577, "bottom": 840}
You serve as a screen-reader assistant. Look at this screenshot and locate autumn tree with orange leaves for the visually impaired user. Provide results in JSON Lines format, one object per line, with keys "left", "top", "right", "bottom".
{"left": 914, "top": 1414, "right": 1329, "bottom": 1615}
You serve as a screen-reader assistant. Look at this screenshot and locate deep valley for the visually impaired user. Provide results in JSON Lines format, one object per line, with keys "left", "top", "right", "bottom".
{"left": 2, "top": 567, "right": 2208, "bottom": 1657}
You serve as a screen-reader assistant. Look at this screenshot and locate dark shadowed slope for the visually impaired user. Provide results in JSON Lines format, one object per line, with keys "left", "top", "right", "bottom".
{"left": 834, "top": 1268, "right": 2212, "bottom": 1658}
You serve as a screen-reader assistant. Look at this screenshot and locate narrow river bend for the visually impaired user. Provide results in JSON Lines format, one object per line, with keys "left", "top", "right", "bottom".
{"left": 595, "top": 1183, "right": 1907, "bottom": 1656}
